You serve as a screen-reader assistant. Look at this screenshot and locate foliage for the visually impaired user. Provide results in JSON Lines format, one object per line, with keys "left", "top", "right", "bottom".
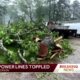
{"left": 60, "top": 39, "right": 73, "bottom": 59}
{"left": 0, "top": 20, "right": 73, "bottom": 64}
{"left": 72, "top": 0, "right": 80, "bottom": 19}
{"left": 0, "top": 5, "right": 7, "bottom": 24}
{"left": 1, "top": 0, "right": 80, "bottom": 25}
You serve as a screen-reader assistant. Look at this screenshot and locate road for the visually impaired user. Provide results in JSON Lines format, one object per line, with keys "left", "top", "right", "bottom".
{"left": 56, "top": 38, "right": 80, "bottom": 80}
{"left": 0, "top": 38, "right": 80, "bottom": 80}
{"left": 61, "top": 38, "right": 80, "bottom": 63}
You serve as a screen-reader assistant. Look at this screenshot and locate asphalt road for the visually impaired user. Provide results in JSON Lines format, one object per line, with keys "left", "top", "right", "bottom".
{"left": 61, "top": 38, "right": 80, "bottom": 63}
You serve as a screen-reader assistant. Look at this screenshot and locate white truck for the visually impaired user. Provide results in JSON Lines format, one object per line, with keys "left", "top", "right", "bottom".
{"left": 47, "top": 21, "right": 77, "bottom": 38}
{"left": 63, "top": 22, "right": 80, "bottom": 37}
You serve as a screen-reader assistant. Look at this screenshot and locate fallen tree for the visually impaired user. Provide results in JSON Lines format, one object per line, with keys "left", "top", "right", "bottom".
{"left": 0, "top": 20, "right": 73, "bottom": 64}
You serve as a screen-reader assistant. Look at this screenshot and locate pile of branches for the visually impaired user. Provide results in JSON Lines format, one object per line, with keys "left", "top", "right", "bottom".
{"left": 0, "top": 20, "right": 73, "bottom": 64}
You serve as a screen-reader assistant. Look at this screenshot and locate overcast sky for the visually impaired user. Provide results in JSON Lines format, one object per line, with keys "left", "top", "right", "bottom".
{"left": 71, "top": 0, "right": 80, "bottom": 3}
{"left": 8, "top": 0, "right": 80, "bottom": 4}
{"left": 1, "top": 0, "right": 80, "bottom": 5}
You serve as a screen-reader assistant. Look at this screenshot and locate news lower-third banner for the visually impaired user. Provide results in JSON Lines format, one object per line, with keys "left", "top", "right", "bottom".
{"left": 0, "top": 64, "right": 79, "bottom": 73}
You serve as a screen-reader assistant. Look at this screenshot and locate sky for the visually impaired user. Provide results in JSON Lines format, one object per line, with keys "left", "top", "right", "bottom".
{"left": 71, "top": 0, "right": 80, "bottom": 4}
{"left": 8, "top": 0, "right": 16, "bottom": 5}
{"left": 9, "top": 0, "right": 80, "bottom": 5}
{"left": 1, "top": 0, "right": 80, "bottom": 6}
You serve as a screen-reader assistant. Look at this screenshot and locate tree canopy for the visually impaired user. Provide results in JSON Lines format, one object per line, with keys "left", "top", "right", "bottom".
{"left": 0, "top": 0, "right": 80, "bottom": 24}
